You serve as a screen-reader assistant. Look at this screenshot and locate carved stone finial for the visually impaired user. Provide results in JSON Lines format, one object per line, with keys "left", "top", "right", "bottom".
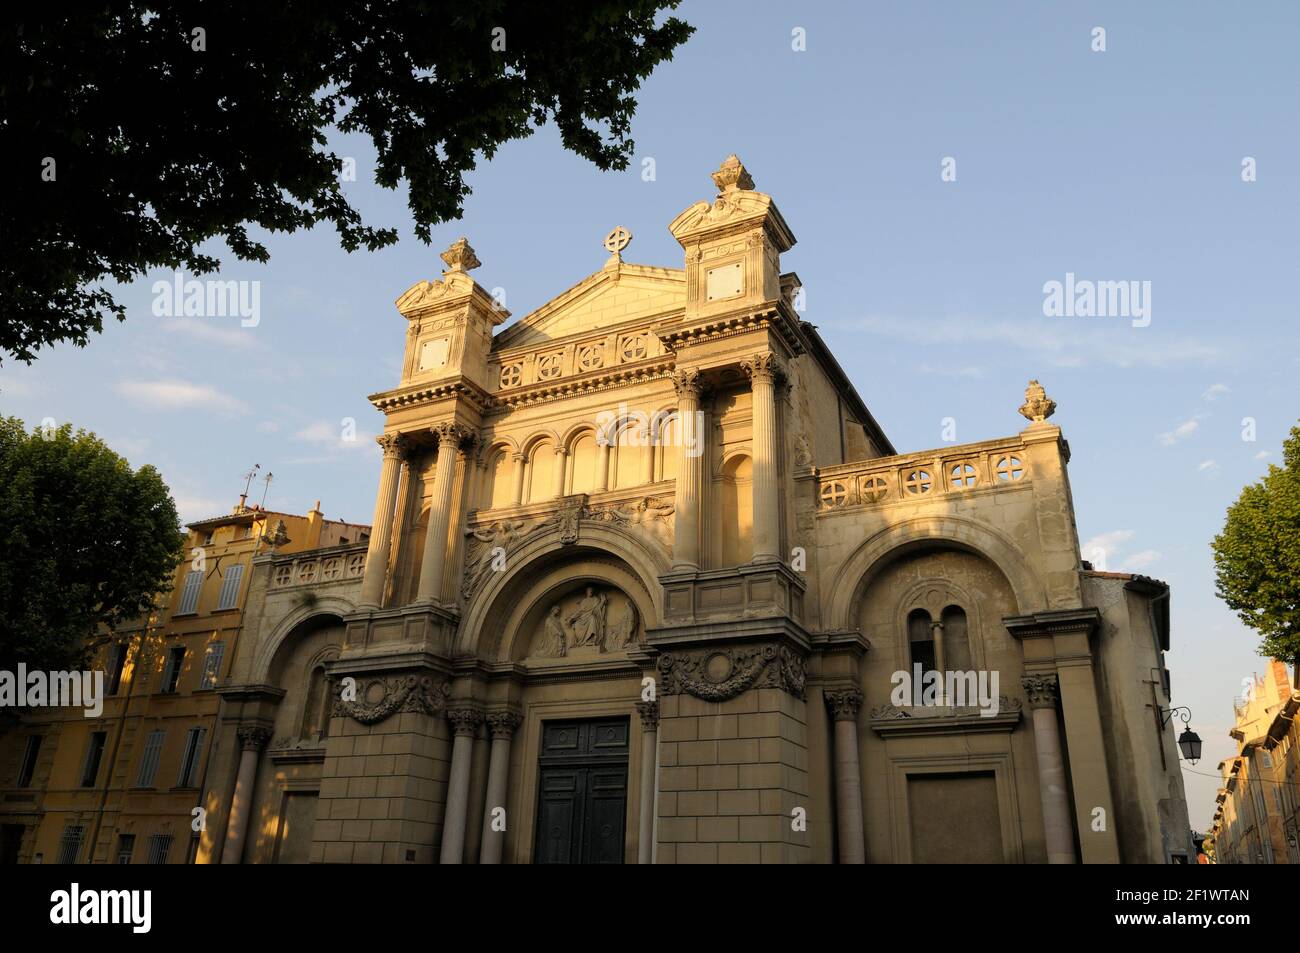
{"left": 263, "top": 519, "right": 290, "bottom": 550}
{"left": 603, "top": 225, "right": 633, "bottom": 260}
{"left": 440, "top": 236, "right": 481, "bottom": 274}
{"left": 1019, "top": 379, "right": 1056, "bottom": 424}
{"left": 711, "top": 154, "right": 755, "bottom": 194}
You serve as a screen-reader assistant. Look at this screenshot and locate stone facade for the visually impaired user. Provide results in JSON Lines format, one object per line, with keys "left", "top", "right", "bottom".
{"left": 196, "top": 155, "right": 1193, "bottom": 864}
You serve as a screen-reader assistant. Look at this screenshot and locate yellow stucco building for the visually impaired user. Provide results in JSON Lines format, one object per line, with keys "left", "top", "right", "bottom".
{"left": 1207, "top": 660, "right": 1300, "bottom": 864}
{"left": 0, "top": 501, "right": 368, "bottom": 864}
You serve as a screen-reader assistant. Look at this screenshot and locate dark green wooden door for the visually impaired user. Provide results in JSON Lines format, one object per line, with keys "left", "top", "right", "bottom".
{"left": 533, "top": 717, "right": 629, "bottom": 864}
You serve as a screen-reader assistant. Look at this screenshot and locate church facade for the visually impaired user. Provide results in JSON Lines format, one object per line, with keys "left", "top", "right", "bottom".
{"left": 196, "top": 155, "right": 1192, "bottom": 864}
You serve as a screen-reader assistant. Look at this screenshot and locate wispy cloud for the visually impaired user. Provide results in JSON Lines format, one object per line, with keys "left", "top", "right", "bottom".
{"left": 832, "top": 315, "right": 1226, "bottom": 370}
{"left": 1158, "top": 418, "right": 1200, "bottom": 446}
{"left": 159, "top": 317, "right": 261, "bottom": 350}
{"left": 1081, "top": 530, "right": 1162, "bottom": 573}
{"left": 1255, "top": 450, "right": 1272, "bottom": 461}
{"left": 1122, "top": 549, "right": 1163, "bottom": 571}
{"left": 115, "top": 379, "right": 249, "bottom": 415}
{"left": 293, "top": 420, "right": 376, "bottom": 453}
{"left": 1198, "top": 459, "right": 1220, "bottom": 472}
{"left": 1202, "top": 383, "right": 1230, "bottom": 402}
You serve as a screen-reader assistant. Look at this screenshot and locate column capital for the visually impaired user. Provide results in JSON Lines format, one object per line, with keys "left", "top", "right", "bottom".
{"left": 236, "top": 725, "right": 273, "bottom": 752}
{"left": 671, "top": 367, "right": 708, "bottom": 400}
{"left": 1022, "top": 673, "right": 1061, "bottom": 709}
{"left": 635, "top": 700, "right": 660, "bottom": 730}
{"left": 741, "top": 352, "right": 785, "bottom": 386}
{"left": 486, "top": 710, "right": 522, "bottom": 739}
{"left": 447, "top": 707, "right": 484, "bottom": 737}
{"left": 431, "top": 421, "right": 478, "bottom": 452}
{"left": 554, "top": 445, "right": 569, "bottom": 457}
{"left": 376, "top": 431, "right": 407, "bottom": 459}
{"left": 824, "top": 687, "right": 864, "bottom": 722}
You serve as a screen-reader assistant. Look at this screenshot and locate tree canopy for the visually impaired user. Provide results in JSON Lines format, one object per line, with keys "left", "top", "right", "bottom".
{"left": 0, "top": 418, "right": 185, "bottom": 672}
{"left": 0, "top": 3, "right": 693, "bottom": 363}
{"left": 1212, "top": 425, "right": 1300, "bottom": 662}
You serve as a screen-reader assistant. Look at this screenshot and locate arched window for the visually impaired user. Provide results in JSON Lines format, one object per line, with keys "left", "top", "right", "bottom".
{"left": 715, "top": 453, "right": 753, "bottom": 567}
{"left": 568, "top": 432, "right": 599, "bottom": 495}
{"left": 941, "top": 606, "right": 971, "bottom": 671}
{"left": 908, "top": 608, "right": 937, "bottom": 674}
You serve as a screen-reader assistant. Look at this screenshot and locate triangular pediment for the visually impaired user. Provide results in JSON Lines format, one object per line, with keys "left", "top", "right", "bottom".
{"left": 494, "top": 263, "right": 685, "bottom": 351}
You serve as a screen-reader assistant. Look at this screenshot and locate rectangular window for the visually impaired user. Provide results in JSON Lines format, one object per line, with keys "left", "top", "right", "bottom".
{"left": 56, "top": 826, "right": 85, "bottom": 864}
{"left": 177, "top": 570, "right": 203, "bottom": 615}
{"left": 146, "top": 833, "right": 173, "bottom": 865}
{"left": 115, "top": 834, "right": 135, "bottom": 865}
{"left": 80, "top": 732, "right": 107, "bottom": 787}
{"left": 105, "top": 642, "right": 127, "bottom": 695}
{"left": 199, "top": 641, "right": 226, "bottom": 690}
{"left": 160, "top": 646, "right": 186, "bottom": 694}
{"left": 176, "top": 727, "right": 207, "bottom": 788}
{"left": 216, "top": 564, "right": 244, "bottom": 610}
{"left": 135, "top": 729, "right": 165, "bottom": 787}
{"left": 17, "top": 735, "right": 42, "bottom": 788}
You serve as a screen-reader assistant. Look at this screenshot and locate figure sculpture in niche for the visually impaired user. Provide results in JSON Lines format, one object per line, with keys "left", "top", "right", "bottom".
{"left": 543, "top": 605, "right": 568, "bottom": 658}
{"left": 567, "top": 587, "right": 607, "bottom": 648}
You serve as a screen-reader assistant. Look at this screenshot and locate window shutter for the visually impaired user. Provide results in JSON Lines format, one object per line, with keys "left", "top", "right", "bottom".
{"left": 178, "top": 570, "right": 203, "bottom": 614}
{"left": 216, "top": 564, "right": 244, "bottom": 610}
{"left": 201, "top": 642, "right": 226, "bottom": 689}
{"left": 136, "top": 729, "right": 165, "bottom": 787}
{"left": 178, "top": 727, "right": 206, "bottom": 787}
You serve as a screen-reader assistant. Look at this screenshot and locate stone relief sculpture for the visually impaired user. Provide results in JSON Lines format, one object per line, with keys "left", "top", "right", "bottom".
{"left": 567, "top": 587, "right": 607, "bottom": 648}
{"left": 604, "top": 603, "right": 639, "bottom": 652}
{"left": 531, "top": 586, "right": 640, "bottom": 658}
{"left": 543, "top": 605, "right": 568, "bottom": 658}
{"left": 462, "top": 517, "right": 528, "bottom": 598}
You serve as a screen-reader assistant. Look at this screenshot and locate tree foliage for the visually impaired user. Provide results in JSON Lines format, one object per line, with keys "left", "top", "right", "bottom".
{"left": 0, "top": 3, "right": 693, "bottom": 362}
{"left": 1212, "top": 425, "right": 1300, "bottom": 661}
{"left": 0, "top": 418, "right": 185, "bottom": 671}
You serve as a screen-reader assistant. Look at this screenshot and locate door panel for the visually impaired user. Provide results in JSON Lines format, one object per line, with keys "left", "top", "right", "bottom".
{"left": 534, "top": 717, "right": 629, "bottom": 864}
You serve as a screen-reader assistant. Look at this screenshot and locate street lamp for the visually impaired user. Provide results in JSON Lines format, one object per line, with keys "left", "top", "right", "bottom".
{"left": 1160, "top": 706, "right": 1202, "bottom": 764}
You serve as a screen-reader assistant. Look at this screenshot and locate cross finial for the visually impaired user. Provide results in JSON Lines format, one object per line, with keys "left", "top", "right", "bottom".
{"left": 440, "top": 236, "right": 481, "bottom": 274}
{"left": 603, "top": 225, "right": 633, "bottom": 259}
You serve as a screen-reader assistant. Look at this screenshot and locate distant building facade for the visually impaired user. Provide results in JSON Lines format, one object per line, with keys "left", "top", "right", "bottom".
{"left": 1207, "top": 660, "right": 1299, "bottom": 864}
{"left": 0, "top": 502, "right": 368, "bottom": 864}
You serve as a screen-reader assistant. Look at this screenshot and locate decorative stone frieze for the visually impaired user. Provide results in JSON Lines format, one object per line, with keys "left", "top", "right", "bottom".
{"left": 332, "top": 675, "right": 451, "bottom": 725}
{"left": 657, "top": 642, "right": 806, "bottom": 701}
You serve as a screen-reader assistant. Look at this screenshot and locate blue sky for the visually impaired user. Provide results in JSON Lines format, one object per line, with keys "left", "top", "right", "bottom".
{"left": 2, "top": 1, "right": 1297, "bottom": 830}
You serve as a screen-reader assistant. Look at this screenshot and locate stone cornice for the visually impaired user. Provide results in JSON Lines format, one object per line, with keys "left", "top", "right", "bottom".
{"left": 652, "top": 305, "right": 804, "bottom": 356}
{"left": 1003, "top": 608, "right": 1102, "bottom": 640}
{"left": 368, "top": 376, "right": 493, "bottom": 415}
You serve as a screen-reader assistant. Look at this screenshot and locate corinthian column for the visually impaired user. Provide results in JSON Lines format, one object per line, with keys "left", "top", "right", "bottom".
{"left": 221, "top": 725, "right": 271, "bottom": 864}
{"left": 479, "top": 711, "right": 522, "bottom": 864}
{"left": 635, "top": 700, "right": 660, "bottom": 864}
{"left": 1023, "top": 674, "right": 1077, "bottom": 863}
{"left": 440, "top": 708, "right": 483, "bottom": 864}
{"left": 416, "top": 423, "right": 470, "bottom": 604}
{"left": 824, "top": 688, "right": 866, "bottom": 864}
{"left": 742, "top": 353, "right": 783, "bottom": 563}
{"left": 671, "top": 368, "right": 705, "bottom": 570}
{"left": 359, "top": 433, "right": 405, "bottom": 606}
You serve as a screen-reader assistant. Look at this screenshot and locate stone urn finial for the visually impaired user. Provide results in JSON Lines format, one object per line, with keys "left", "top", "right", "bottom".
{"left": 264, "top": 518, "right": 291, "bottom": 550}
{"left": 440, "top": 236, "right": 481, "bottom": 274}
{"left": 1019, "top": 379, "right": 1057, "bottom": 424}
{"left": 711, "top": 154, "right": 755, "bottom": 193}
